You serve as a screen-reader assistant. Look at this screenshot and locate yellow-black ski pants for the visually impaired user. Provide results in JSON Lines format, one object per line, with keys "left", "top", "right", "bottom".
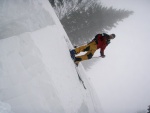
{"left": 74, "top": 41, "right": 97, "bottom": 63}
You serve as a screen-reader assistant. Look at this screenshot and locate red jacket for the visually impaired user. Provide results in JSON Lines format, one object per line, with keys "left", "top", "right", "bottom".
{"left": 93, "top": 33, "right": 110, "bottom": 56}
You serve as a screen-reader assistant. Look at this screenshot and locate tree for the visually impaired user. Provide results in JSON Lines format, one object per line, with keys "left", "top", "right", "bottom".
{"left": 60, "top": 3, "right": 133, "bottom": 45}
{"left": 49, "top": 0, "right": 96, "bottom": 19}
{"left": 49, "top": 0, "right": 63, "bottom": 7}
{"left": 50, "top": 1, "right": 133, "bottom": 46}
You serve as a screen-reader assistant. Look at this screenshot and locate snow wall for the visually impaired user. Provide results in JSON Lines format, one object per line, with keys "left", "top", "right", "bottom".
{"left": 0, "top": 0, "right": 103, "bottom": 113}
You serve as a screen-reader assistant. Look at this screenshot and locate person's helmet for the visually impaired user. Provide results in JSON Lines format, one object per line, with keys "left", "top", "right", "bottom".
{"left": 111, "top": 34, "right": 116, "bottom": 38}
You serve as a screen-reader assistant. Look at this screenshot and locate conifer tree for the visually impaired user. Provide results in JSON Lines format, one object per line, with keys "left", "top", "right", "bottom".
{"left": 61, "top": 3, "right": 133, "bottom": 45}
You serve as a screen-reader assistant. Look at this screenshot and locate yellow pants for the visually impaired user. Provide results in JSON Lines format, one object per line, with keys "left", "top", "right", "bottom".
{"left": 75, "top": 41, "right": 97, "bottom": 63}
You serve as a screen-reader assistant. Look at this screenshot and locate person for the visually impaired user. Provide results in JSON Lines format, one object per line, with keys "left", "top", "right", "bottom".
{"left": 70, "top": 33, "right": 116, "bottom": 64}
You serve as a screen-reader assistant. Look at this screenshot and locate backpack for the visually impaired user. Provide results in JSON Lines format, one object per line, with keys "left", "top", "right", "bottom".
{"left": 91, "top": 33, "right": 110, "bottom": 45}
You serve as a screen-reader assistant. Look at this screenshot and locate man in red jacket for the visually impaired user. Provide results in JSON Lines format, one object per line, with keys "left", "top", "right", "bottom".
{"left": 70, "top": 33, "right": 116, "bottom": 64}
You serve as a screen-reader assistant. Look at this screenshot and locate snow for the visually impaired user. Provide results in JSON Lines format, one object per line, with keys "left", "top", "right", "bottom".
{"left": 0, "top": 0, "right": 102, "bottom": 113}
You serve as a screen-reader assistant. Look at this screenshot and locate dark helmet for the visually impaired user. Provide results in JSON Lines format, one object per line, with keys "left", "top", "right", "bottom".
{"left": 111, "top": 34, "right": 116, "bottom": 38}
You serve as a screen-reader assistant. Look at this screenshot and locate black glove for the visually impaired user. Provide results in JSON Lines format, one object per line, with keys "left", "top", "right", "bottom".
{"left": 101, "top": 55, "right": 105, "bottom": 58}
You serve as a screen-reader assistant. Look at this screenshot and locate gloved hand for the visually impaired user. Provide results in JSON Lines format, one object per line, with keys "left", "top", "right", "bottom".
{"left": 101, "top": 55, "right": 105, "bottom": 58}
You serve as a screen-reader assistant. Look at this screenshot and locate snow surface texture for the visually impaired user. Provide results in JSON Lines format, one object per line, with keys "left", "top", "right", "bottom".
{"left": 0, "top": 0, "right": 102, "bottom": 113}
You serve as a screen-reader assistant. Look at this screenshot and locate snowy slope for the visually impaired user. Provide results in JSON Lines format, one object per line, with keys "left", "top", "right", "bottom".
{"left": 0, "top": 0, "right": 103, "bottom": 113}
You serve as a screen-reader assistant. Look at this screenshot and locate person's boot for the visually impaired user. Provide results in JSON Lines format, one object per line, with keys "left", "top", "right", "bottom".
{"left": 70, "top": 49, "right": 76, "bottom": 60}
{"left": 74, "top": 57, "right": 82, "bottom": 66}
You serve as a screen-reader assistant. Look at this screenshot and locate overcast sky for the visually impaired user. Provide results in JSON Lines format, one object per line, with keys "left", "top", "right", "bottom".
{"left": 87, "top": 0, "right": 150, "bottom": 113}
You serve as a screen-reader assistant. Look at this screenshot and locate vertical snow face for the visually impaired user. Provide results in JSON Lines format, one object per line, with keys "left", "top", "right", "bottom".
{"left": 0, "top": 0, "right": 103, "bottom": 113}
{"left": 0, "top": 0, "right": 55, "bottom": 39}
{"left": 0, "top": 101, "right": 12, "bottom": 113}
{"left": 0, "top": 33, "right": 65, "bottom": 113}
